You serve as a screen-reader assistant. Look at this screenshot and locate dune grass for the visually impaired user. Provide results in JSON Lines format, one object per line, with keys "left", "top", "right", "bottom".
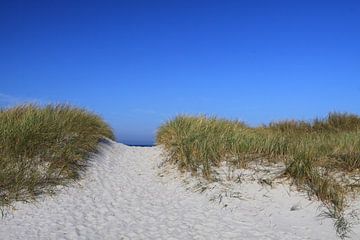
{"left": 0, "top": 104, "right": 114, "bottom": 210}
{"left": 157, "top": 113, "right": 360, "bottom": 238}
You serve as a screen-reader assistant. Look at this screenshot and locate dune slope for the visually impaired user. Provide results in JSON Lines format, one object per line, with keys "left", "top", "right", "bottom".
{"left": 0, "top": 140, "right": 358, "bottom": 239}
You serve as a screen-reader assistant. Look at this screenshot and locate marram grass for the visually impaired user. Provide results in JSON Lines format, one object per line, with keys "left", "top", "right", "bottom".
{"left": 157, "top": 113, "right": 360, "bottom": 238}
{"left": 0, "top": 104, "right": 114, "bottom": 209}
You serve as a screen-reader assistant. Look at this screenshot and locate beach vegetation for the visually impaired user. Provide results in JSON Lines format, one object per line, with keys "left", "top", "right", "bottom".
{"left": 0, "top": 104, "right": 114, "bottom": 210}
{"left": 157, "top": 113, "right": 360, "bottom": 238}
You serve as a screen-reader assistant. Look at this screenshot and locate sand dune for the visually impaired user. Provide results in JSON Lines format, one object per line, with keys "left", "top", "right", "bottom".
{"left": 1, "top": 140, "right": 359, "bottom": 239}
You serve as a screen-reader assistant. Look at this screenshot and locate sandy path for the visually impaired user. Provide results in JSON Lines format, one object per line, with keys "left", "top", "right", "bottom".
{"left": 0, "top": 141, "right": 357, "bottom": 239}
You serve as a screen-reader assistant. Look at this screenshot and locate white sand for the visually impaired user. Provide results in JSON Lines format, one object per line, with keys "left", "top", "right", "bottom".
{"left": 1, "top": 140, "right": 359, "bottom": 239}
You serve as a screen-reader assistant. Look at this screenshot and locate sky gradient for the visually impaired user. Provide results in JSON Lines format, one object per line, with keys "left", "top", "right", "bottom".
{"left": 1, "top": 0, "right": 360, "bottom": 145}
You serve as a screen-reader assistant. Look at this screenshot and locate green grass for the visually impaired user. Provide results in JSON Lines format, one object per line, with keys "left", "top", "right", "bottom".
{"left": 0, "top": 104, "right": 114, "bottom": 209}
{"left": 157, "top": 113, "right": 360, "bottom": 238}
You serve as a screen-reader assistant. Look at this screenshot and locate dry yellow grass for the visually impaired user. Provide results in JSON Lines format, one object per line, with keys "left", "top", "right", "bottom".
{"left": 157, "top": 113, "right": 360, "bottom": 238}
{"left": 0, "top": 104, "right": 114, "bottom": 209}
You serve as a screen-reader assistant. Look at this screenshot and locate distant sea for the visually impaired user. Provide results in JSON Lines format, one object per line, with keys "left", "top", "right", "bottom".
{"left": 128, "top": 144, "right": 155, "bottom": 147}
{"left": 116, "top": 135, "right": 155, "bottom": 147}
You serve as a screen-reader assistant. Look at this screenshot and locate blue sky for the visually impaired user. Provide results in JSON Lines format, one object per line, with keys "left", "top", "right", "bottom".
{"left": 1, "top": 0, "right": 360, "bottom": 145}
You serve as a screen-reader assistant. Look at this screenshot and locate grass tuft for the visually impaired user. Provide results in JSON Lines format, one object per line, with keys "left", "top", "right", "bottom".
{"left": 0, "top": 104, "right": 114, "bottom": 208}
{"left": 157, "top": 113, "right": 360, "bottom": 238}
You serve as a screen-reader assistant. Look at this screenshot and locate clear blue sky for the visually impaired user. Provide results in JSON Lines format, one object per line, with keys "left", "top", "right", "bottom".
{"left": 1, "top": 0, "right": 359, "bottom": 145}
